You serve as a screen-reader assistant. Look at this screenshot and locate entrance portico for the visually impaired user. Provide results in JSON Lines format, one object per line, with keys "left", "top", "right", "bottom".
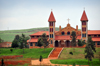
{"left": 55, "top": 40, "right": 71, "bottom": 47}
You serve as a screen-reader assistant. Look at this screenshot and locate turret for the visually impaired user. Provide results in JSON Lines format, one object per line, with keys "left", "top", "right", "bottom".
{"left": 48, "top": 11, "right": 56, "bottom": 47}
{"left": 80, "top": 10, "right": 88, "bottom": 42}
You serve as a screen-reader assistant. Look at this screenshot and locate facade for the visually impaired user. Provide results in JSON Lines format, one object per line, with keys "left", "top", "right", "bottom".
{"left": 27, "top": 10, "right": 100, "bottom": 48}
{"left": 0, "top": 42, "right": 12, "bottom": 48}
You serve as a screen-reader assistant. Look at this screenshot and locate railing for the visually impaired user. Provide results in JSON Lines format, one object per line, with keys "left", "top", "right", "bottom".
{"left": 48, "top": 48, "right": 55, "bottom": 58}
{"left": 58, "top": 47, "right": 64, "bottom": 58}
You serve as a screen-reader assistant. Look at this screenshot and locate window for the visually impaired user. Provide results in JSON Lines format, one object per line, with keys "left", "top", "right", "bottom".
{"left": 62, "top": 32, "right": 65, "bottom": 35}
{"left": 94, "top": 35, "right": 97, "bottom": 37}
{"left": 82, "top": 21, "right": 86, "bottom": 25}
{"left": 98, "top": 35, "right": 100, "bottom": 37}
{"left": 82, "top": 27, "right": 86, "bottom": 31}
{"left": 51, "top": 40, "right": 53, "bottom": 44}
{"left": 32, "top": 36, "right": 34, "bottom": 38}
{"left": 94, "top": 42, "right": 95, "bottom": 46}
{"left": 67, "top": 31, "right": 70, "bottom": 35}
{"left": 49, "top": 22, "right": 53, "bottom": 26}
{"left": 52, "top": 34, "right": 53, "bottom": 38}
{"left": 37, "top": 36, "right": 39, "bottom": 38}
{"left": 50, "top": 28, "right": 53, "bottom": 32}
{"left": 50, "top": 34, "right": 53, "bottom": 38}
{"left": 35, "top": 43, "right": 37, "bottom": 46}
{"left": 30, "top": 43, "right": 33, "bottom": 46}
{"left": 97, "top": 42, "right": 100, "bottom": 45}
{"left": 88, "top": 35, "right": 91, "bottom": 37}
{"left": 82, "top": 34, "right": 86, "bottom": 37}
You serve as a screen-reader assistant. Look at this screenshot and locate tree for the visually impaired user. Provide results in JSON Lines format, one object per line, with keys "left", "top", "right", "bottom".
{"left": 1, "top": 58, "right": 4, "bottom": 66}
{"left": 39, "top": 55, "right": 43, "bottom": 66}
{"left": 19, "top": 34, "right": 29, "bottom": 53}
{"left": 37, "top": 38, "right": 43, "bottom": 48}
{"left": 41, "top": 33, "right": 49, "bottom": 52}
{"left": 70, "top": 31, "right": 77, "bottom": 47}
{"left": 0, "top": 38, "right": 4, "bottom": 43}
{"left": 84, "top": 36, "right": 96, "bottom": 65}
{"left": 11, "top": 35, "right": 20, "bottom": 48}
{"left": 11, "top": 40, "right": 19, "bottom": 48}
{"left": 14, "top": 35, "right": 20, "bottom": 41}
{"left": 78, "top": 39, "right": 86, "bottom": 46}
{"left": 70, "top": 31, "right": 77, "bottom": 52}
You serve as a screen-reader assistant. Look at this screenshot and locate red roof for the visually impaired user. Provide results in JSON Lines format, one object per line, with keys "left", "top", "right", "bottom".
{"left": 88, "top": 30, "right": 100, "bottom": 35}
{"left": 80, "top": 10, "right": 88, "bottom": 21}
{"left": 48, "top": 11, "right": 56, "bottom": 22}
{"left": 55, "top": 35, "right": 81, "bottom": 40}
{"left": 30, "top": 38, "right": 38, "bottom": 42}
{"left": 30, "top": 31, "right": 49, "bottom": 36}
{"left": 92, "top": 37, "right": 100, "bottom": 41}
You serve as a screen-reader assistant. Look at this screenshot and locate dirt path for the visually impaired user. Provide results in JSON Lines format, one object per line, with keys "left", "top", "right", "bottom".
{"left": 30, "top": 58, "right": 89, "bottom": 66}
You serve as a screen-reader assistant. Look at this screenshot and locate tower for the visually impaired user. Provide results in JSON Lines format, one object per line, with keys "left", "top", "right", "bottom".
{"left": 80, "top": 10, "right": 88, "bottom": 42}
{"left": 48, "top": 11, "right": 56, "bottom": 47}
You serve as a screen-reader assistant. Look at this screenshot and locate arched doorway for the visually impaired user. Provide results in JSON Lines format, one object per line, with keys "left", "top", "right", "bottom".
{"left": 55, "top": 40, "right": 58, "bottom": 47}
{"left": 66, "top": 40, "right": 70, "bottom": 47}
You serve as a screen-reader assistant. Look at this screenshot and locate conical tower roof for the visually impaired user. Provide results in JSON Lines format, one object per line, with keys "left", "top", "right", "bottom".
{"left": 80, "top": 10, "right": 88, "bottom": 21}
{"left": 48, "top": 11, "right": 56, "bottom": 22}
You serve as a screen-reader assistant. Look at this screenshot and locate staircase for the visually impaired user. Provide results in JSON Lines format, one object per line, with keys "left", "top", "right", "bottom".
{"left": 48, "top": 47, "right": 63, "bottom": 59}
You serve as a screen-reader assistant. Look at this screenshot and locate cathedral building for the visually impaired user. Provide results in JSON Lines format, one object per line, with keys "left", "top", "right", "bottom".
{"left": 27, "top": 10, "right": 100, "bottom": 48}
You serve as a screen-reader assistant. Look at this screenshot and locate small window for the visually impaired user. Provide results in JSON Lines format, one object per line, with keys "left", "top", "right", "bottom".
{"left": 62, "top": 32, "right": 65, "bottom": 35}
{"left": 98, "top": 35, "right": 100, "bottom": 37}
{"left": 67, "top": 31, "right": 70, "bottom": 35}
{"left": 82, "top": 21, "right": 86, "bottom": 25}
{"left": 50, "top": 28, "right": 53, "bottom": 32}
{"left": 82, "top": 27, "right": 86, "bottom": 31}
{"left": 32, "top": 36, "right": 34, "bottom": 38}
{"left": 94, "top": 35, "right": 97, "bottom": 37}
{"left": 97, "top": 42, "right": 100, "bottom": 45}
{"left": 30, "top": 43, "right": 33, "bottom": 46}
{"left": 88, "top": 35, "right": 91, "bottom": 37}
{"left": 94, "top": 42, "right": 95, "bottom": 45}
{"left": 82, "top": 34, "right": 86, "bottom": 37}
{"left": 50, "top": 34, "right": 53, "bottom": 38}
{"left": 37, "top": 36, "right": 39, "bottom": 38}
{"left": 51, "top": 40, "right": 53, "bottom": 44}
{"left": 35, "top": 43, "right": 37, "bottom": 46}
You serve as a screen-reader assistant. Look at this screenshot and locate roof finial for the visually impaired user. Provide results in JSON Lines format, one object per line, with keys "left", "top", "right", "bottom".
{"left": 67, "top": 18, "right": 70, "bottom": 24}
{"left": 51, "top": 9, "right": 53, "bottom": 11}
{"left": 84, "top": 7, "right": 85, "bottom": 10}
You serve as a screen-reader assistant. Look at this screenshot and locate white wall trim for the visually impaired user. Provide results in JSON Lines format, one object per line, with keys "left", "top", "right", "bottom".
{"left": 48, "top": 48, "right": 55, "bottom": 58}
{"left": 58, "top": 47, "right": 64, "bottom": 58}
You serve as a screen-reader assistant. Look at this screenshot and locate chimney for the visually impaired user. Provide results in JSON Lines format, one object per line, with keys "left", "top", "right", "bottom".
{"left": 59, "top": 25, "right": 61, "bottom": 31}
{"left": 76, "top": 25, "right": 78, "bottom": 30}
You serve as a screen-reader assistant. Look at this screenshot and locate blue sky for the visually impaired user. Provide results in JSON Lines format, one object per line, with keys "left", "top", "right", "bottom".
{"left": 0, "top": 0, "right": 100, "bottom": 30}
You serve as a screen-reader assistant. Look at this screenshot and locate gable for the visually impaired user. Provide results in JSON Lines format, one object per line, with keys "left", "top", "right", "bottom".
{"left": 55, "top": 24, "right": 81, "bottom": 36}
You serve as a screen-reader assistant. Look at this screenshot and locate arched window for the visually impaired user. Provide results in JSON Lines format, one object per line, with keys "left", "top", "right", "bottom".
{"left": 67, "top": 31, "right": 70, "bottom": 35}
{"left": 62, "top": 32, "right": 65, "bottom": 35}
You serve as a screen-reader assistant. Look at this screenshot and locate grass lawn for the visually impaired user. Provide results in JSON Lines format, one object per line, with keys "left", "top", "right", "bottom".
{"left": 50, "top": 59, "right": 100, "bottom": 66}
{"left": 59, "top": 48, "right": 100, "bottom": 59}
{"left": 0, "top": 48, "right": 53, "bottom": 58}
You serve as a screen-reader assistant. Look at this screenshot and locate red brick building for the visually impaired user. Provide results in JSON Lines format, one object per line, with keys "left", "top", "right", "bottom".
{"left": 0, "top": 42, "right": 12, "bottom": 48}
{"left": 27, "top": 10, "right": 100, "bottom": 48}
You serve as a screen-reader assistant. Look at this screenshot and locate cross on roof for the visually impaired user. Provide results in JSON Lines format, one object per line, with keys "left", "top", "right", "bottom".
{"left": 67, "top": 18, "right": 70, "bottom": 23}
{"left": 84, "top": 7, "right": 85, "bottom": 10}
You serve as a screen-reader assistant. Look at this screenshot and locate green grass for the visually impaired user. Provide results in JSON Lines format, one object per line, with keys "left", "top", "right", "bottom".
{"left": 0, "top": 48, "right": 53, "bottom": 58}
{"left": 59, "top": 48, "right": 100, "bottom": 59}
{"left": 50, "top": 59, "right": 100, "bottom": 66}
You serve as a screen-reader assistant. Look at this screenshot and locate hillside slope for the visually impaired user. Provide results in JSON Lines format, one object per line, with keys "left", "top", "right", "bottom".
{"left": 0, "top": 27, "right": 59, "bottom": 42}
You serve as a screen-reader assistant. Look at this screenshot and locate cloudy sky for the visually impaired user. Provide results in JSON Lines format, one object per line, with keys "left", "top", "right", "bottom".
{"left": 0, "top": 0, "right": 100, "bottom": 31}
